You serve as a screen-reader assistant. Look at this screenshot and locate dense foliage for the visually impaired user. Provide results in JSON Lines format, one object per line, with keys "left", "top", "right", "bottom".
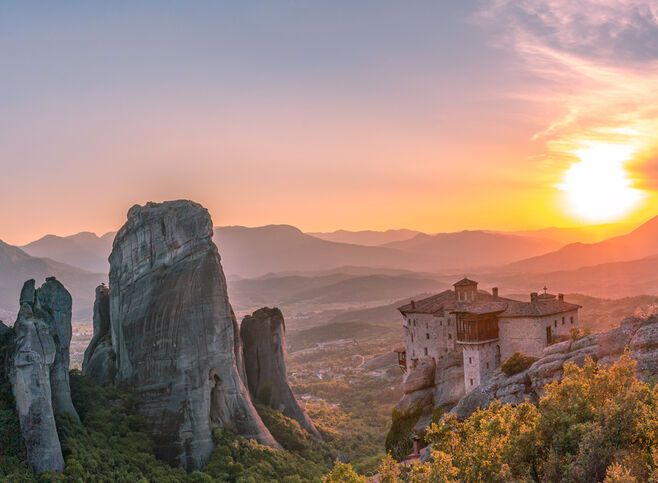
{"left": 501, "top": 352, "right": 538, "bottom": 376}
{"left": 337, "top": 353, "right": 658, "bottom": 482}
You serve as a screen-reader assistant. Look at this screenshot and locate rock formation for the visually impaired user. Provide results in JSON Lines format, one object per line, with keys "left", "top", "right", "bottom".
{"left": 8, "top": 278, "right": 79, "bottom": 474}
{"left": 452, "top": 315, "right": 658, "bottom": 419}
{"left": 82, "top": 283, "right": 115, "bottom": 385}
{"left": 107, "top": 200, "right": 277, "bottom": 471}
{"left": 240, "top": 307, "right": 321, "bottom": 439}
{"left": 391, "top": 353, "right": 465, "bottom": 434}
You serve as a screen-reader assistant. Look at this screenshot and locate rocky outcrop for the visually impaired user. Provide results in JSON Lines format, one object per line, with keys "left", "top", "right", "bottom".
{"left": 82, "top": 284, "right": 115, "bottom": 385}
{"left": 107, "top": 200, "right": 277, "bottom": 471}
{"left": 389, "top": 353, "right": 465, "bottom": 436}
{"left": 452, "top": 316, "right": 658, "bottom": 419}
{"left": 240, "top": 307, "right": 321, "bottom": 439}
{"left": 8, "top": 278, "right": 79, "bottom": 474}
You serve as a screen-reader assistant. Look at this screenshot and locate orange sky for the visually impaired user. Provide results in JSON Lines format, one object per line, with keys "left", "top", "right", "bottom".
{"left": 2, "top": 1, "right": 658, "bottom": 245}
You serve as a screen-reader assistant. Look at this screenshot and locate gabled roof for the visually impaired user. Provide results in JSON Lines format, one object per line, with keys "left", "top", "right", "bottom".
{"left": 453, "top": 277, "right": 478, "bottom": 287}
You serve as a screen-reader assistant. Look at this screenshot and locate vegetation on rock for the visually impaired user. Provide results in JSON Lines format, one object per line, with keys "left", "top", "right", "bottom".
{"left": 501, "top": 352, "right": 538, "bottom": 376}
{"left": 340, "top": 353, "right": 658, "bottom": 482}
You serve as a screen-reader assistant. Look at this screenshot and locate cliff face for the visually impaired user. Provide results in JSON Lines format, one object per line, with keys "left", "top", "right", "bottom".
{"left": 81, "top": 284, "right": 115, "bottom": 385}
{"left": 8, "top": 278, "right": 79, "bottom": 474}
{"left": 392, "top": 352, "right": 465, "bottom": 433}
{"left": 452, "top": 315, "right": 658, "bottom": 419}
{"left": 240, "top": 307, "right": 321, "bottom": 439}
{"left": 107, "top": 200, "right": 277, "bottom": 471}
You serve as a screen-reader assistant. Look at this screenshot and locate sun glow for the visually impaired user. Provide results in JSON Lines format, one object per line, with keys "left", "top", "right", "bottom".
{"left": 559, "top": 143, "right": 644, "bottom": 223}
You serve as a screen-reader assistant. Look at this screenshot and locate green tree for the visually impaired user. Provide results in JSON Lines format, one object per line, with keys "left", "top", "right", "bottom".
{"left": 322, "top": 460, "right": 367, "bottom": 483}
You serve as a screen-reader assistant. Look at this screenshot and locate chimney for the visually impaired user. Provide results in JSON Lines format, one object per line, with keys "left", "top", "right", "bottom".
{"left": 412, "top": 435, "right": 420, "bottom": 456}
{"left": 411, "top": 300, "right": 416, "bottom": 309}
{"left": 530, "top": 292, "right": 538, "bottom": 302}
{"left": 492, "top": 287, "right": 499, "bottom": 298}
{"left": 558, "top": 293, "right": 564, "bottom": 301}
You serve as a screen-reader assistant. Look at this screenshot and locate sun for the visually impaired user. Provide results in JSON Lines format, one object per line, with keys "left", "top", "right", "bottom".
{"left": 559, "top": 142, "right": 644, "bottom": 223}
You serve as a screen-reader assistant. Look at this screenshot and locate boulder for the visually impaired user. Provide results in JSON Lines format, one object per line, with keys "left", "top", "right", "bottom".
{"left": 107, "top": 200, "right": 277, "bottom": 471}
{"left": 240, "top": 307, "right": 321, "bottom": 439}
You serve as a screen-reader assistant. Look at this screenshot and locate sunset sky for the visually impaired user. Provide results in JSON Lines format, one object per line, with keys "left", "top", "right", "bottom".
{"left": 2, "top": 1, "right": 658, "bottom": 245}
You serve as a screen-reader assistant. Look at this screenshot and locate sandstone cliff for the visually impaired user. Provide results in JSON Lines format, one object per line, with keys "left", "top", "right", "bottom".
{"left": 452, "top": 315, "right": 658, "bottom": 419}
{"left": 8, "top": 278, "right": 79, "bottom": 474}
{"left": 107, "top": 200, "right": 277, "bottom": 471}
{"left": 240, "top": 307, "right": 321, "bottom": 439}
{"left": 81, "top": 284, "right": 115, "bottom": 385}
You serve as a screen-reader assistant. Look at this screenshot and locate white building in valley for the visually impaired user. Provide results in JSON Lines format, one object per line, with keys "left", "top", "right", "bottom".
{"left": 397, "top": 278, "right": 580, "bottom": 392}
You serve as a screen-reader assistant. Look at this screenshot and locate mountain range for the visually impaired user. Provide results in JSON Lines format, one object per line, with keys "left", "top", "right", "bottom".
{"left": 0, "top": 241, "right": 103, "bottom": 322}
{"left": 4, "top": 215, "right": 658, "bottom": 323}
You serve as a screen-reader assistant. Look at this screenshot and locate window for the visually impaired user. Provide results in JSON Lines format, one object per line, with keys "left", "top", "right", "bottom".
{"left": 439, "top": 320, "right": 442, "bottom": 326}
{"left": 448, "top": 320, "right": 451, "bottom": 326}
{"left": 424, "top": 347, "right": 428, "bottom": 356}
{"left": 448, "top": 333, "right": 452, "bottom": 339}
{"left": 562, "top": 317, "right": 565, "bottom": 325}
{"left": 411, "top": 333, "right": 414, "bottom": 343}
{"left": 571, "top": 316, "right": 574, "bottom": 324}
{"left": 468, "top": 357, "right": 472, "bottom": 364}
{"left": 426, "top": 322, "right": 429, "bottom": 329}
{"left": 554, "top": 320, "right": 557, "bottom": 328}
{"left": 470, "top": 378, "right": 474, "bottom": 386}
{"left": 486, "top": 362, "right": 489, "bottom": 369}
{"left": 426, "top": 333, "right": 430, "bottom": 340}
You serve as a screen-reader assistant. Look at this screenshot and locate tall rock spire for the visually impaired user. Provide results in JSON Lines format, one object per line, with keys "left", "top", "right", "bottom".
{"left": 107, "top": 200, "right": 277, "bottom": 471}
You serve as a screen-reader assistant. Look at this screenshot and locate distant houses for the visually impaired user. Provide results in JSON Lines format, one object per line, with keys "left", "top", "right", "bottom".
{"left": 398, "top": 278, "right": 581, "bottom": 392}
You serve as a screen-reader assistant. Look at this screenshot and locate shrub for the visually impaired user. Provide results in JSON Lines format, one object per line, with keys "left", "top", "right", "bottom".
{"left": 501, "top": 352, "right": 537, "bottom": 376}
{"left": 570, "top": 327, "right": 591, "bottom": 341}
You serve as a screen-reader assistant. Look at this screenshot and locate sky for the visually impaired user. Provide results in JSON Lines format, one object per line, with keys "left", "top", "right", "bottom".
{"left": 2, "top": 1, "right": 658, "bottom": 245}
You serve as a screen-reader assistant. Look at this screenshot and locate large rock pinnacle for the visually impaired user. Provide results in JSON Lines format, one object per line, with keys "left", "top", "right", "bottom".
{"left": 240, "top": 307, "right": 322, "bottom": 439}
{"left": 108, "top": 200, "right": 277, "bottom": 471}
{"left": 9, "top": 278, "right": 79, "bottom": 474}
{"left": 82, "top": 283, "right": 115, "bottom": 385}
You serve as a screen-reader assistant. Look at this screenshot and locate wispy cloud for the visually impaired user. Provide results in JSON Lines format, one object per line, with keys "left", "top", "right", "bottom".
{"left": 477, "top": 0, "right": 658, "bottom": 193}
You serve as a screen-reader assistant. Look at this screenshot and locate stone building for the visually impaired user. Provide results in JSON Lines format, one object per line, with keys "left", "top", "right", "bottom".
{"left": 398, "top": 278, "right": 580, "bottom": 393}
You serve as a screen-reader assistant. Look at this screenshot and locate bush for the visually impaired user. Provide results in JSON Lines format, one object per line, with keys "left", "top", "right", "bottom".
{"left": 501, "top": 352, "right": 537, "bottom": 376}
{"left": 570, "top": 327, "right": 591, "bottom": 341}
{"left": 412, "top": 353, "right": 658, "bottom": 482}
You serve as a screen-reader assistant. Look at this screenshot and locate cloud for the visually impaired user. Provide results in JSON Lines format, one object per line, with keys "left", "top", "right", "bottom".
{"left": 477, "top": 0, "right": 658, "bottom": 198}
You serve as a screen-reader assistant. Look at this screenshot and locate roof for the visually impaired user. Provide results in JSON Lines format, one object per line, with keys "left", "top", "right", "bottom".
{"left": 500, "top": 298, "right": 581, "bottom": 317}
{"left": 399, "top": 284, "right": 580, "bottom": 318}
{"left": 453, "top": 277, "right": 478, "bottom": 287}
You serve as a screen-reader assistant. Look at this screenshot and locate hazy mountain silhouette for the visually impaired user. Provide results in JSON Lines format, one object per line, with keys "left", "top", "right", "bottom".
{"left": 507, "top": 216, "right": 658, "bottom": 273}
{"left": 214, "top": 225, "right": 416, "bottom": 277}
{"left": 228, "top": 272, "right": 444, "bottom": 309}
{"left": 307, "top": 229, "right": 421, "bottom": 246}
{"left": 498, "top": 254, "right": 658, "bottom": 299}
{"left": 21, "top": 231, "right": 115, "bottom": 273}
{"left": 0, "top": 241, "right": 104, "bottom": 321}
{"left": 383, "top": 231, "right": 562, "bottom": 269}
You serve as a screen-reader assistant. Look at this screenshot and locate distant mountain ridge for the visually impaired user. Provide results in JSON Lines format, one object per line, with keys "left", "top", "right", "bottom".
{"left": 0, "top": 240, "right": 103, "bottom": 322}
{"left": 21, "top": 231, "right": 115, "bottom": 273}
{"left": 507, "top": 216, "right": 658, "bottom": 274}
{"left": 384, "top": 230, "right": 562, "bottom": 269}
{"left": 307, "top": 229, "right": 421, "bottom": 246}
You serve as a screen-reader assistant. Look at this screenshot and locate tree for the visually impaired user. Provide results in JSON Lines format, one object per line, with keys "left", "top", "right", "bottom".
{"left": 376, "top": 453, "right": 401, "bottom": 483}
{"left": 321, "top": 460, "right": 367, "bottom": 483}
